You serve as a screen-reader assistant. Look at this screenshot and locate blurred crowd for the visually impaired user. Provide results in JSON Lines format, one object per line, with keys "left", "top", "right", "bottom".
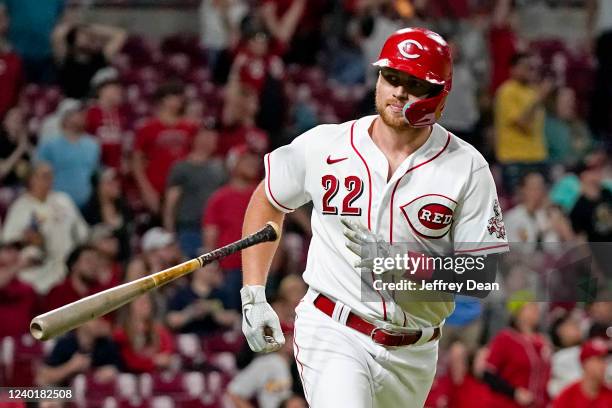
{"left": 0, "top": 0, "right": 611, "bottom": 407}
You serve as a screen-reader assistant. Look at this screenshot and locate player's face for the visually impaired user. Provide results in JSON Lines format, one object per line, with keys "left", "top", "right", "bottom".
{"left": 375, "top": 68, "right": 438, "bottom": 130}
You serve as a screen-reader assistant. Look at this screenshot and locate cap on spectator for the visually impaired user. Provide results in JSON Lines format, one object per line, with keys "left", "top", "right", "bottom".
{"left": 226, "top": 144, "right": 258, "bottom": 172}
{"left": 506, "top": 290, "right": 536, "bottom": 317}
{"left": 141, "top": 227, "right": 174, "bottom": 252}
{"left": 91, "top": 67, "right": 121, "bottom": 91}
{"left": 57, "top": 98, "right": 83, "bottom": 120}
{"left": 580, "top": 338, "right": 610, "bottom": 363}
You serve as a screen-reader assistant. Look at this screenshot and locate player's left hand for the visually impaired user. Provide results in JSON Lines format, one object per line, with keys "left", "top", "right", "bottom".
{"left": 341, "top": 218, "right": 395, "bottom": 272}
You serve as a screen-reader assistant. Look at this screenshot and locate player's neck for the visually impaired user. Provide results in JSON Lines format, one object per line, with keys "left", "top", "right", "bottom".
{"left": 371, "top": 118, "right": 432, "bottom": 177}
{"left": 371, "top": 118, "right": 432, "bottom": 155}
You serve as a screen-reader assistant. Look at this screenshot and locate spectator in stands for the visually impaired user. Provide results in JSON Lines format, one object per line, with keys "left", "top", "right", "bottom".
{"left": 439, "top": 35, "right": 480, "bottom": 145}
{"left": 37, "top": 318, "right": 122, "bottom": 387}
{"left": 132, "top": 81, "right": 198, "bottom": 214}
{"left": 2, "top": 162, "right": 89, "bottom": 293}
{"left": 88, "top": 224, "right": 122, "bottom": 291}
{"left": 198, "top": 0, "right": 247, "bottom": 72}
{"left": 569, "top": 159, "right": 612, "bottom": 243}
{"left": 0, "top": 3, "right": 23, "bottom": 120}
{"left": 141, "top": 227, "right": 182, "bottom": 274}
{"left": 164, "top": 128, "right": 225, "bottom": 258}
{"left": 430, "top": 342, "right": 493, "bottom": 408}
{"left": 569, "top": 158, "right": 612, "bottom": 273}
{"left": 227, "top": 323, "right": 295, "bottom": 408}
{"left": 52, "top": 22, "right": 127, "bottom": 99}
{"left": 505, "top": 173, "right": 560, "bottom": 254}
{"left": 585, "top": 295, "right": 612, "bottom": 340}
{"left": 0, "top": 107, "right": 32, "bottom": 187}
{"left": 489, "top": 0, "right": 524, "bottom": 95}
{"left": 549, "top": 150, "right": 612, "bottom": 213}
{"left": 166, "top": 262, "right": 239, "bottom": 335}
{"left": 548, "top": 310, "right": 584, "bottom": 398}
{"left": 545, "top": 87, "right": 593, "bottom": 167}
{"left": 2, "top": 0, "right": 65, "bottom": 83}
{"left": 82, "top": 168, "right": 132, "bottom": 262}
{"left": 438, "top": 295, "right": 483, "bottom": 353}
{"left": 553, "top": 338, "right": 612, "bottom": 407}
{"left": 229, "top": 20, "right": 285, "bottom": 98}
{"left": 38, "top": 98, "right": 81, "bottom": 143}
{"left": 85, "top": 67, "right": 127, "bottom": 171}
{"left": 184, "top": 99, "right": 206, "bottom": 127}
{"left": 36, "top": 101, "right": 100, "bottom": 208}
{"left": 272, "top": 274, "right": 306, "bottom": 324}
{"left": 0, "top": 241, "right": 39, "bottom": 337}
{"left": 494, "top": 52, "right": 552, "bottom": 194}
{"left": 259, "top": 0, "right": 330, "bottom": 65}
{"left": 125, "top": 256, "right": 149, "bottom": 283}
{"left": 44, "top": 245, "right": 103, "bottom": 312}
{"left": 219, "top": 82, "right": 269, "bottom": 157}
{"left": 203, "top": 145, "right": 261, "bottom": 310}
{"left": 113, "top": 293, "right": 175, "bottom": 374}
{"left": 484, "top": 291, "right": 551, "bottom": 408}
{"left": 587, "top": 0, "right": 612, "bottom": 141}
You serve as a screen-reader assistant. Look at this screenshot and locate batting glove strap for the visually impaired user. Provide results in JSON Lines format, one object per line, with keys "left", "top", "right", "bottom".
{"left": 240, "top": 285, "right": 267, "bottom": 305}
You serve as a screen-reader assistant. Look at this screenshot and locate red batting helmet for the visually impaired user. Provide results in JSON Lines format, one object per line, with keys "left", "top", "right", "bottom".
{"left": 373, "top": 27, "right": 452, "bottom": 128}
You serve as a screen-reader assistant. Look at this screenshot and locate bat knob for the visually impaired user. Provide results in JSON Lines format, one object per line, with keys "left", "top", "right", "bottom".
{"left": 265, "top": 222, "right": 281, "bottom": 241}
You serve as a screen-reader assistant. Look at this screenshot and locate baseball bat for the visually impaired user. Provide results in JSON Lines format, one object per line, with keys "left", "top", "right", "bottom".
{"left": 30, "top": 222, "right": 280, "bottom": 341}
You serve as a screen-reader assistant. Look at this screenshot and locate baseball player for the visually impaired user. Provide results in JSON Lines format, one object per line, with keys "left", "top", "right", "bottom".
{"left": 240, "top": 27, "right": 509, "bottom": 407}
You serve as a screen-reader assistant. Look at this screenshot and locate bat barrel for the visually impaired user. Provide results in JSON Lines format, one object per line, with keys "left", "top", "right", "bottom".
{"left": 29, "top": 222, "right": 280, "bottom": 341}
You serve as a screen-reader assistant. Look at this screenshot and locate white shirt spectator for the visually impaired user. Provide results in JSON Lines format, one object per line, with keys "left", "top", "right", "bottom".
{"left": 2, "top": 190, "right": 89, "bottom": 293}
{"left": 548, "top": 345, "right": 581, "bottom": 398}
{"left": 228, "top": 353, "right": 292, "bottom": 408}
{"left": 504, "top": 204, "right": 559, "bottom": 253}
{"left": 199, "top": 0, "right": 248, "bottom": 50}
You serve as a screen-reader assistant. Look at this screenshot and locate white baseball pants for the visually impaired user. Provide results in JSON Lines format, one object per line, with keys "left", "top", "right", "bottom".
{"left": 292, "top": 292, "right": 439, "bottom": 408}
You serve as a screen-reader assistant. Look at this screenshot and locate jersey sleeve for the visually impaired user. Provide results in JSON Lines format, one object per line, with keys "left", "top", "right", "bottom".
{"left": 452, "top": 164, "right": 510, "bottom": 255}
{"left": 263, "top": 129, "right": 314, "bottom": 212}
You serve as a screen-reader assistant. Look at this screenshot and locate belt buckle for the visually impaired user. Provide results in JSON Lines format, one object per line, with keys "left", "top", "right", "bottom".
{"left": 370, "top": 323, "right": 404, "bottom": 347}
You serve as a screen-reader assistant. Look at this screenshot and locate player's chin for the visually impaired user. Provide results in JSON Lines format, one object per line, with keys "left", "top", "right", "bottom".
{"left": 380, "top": 109, "right": 410, "bottom": 130}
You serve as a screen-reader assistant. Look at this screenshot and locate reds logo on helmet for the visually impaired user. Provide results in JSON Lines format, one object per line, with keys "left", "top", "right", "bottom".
{"left": 401, "top": 194, "right": 457, "bottom": 239}
{"left": 397, "top": 39, "right": 424, "bottom": 59}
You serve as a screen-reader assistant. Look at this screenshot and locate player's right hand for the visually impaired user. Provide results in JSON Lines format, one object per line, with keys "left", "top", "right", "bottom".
{"left": 240, "top": 285, "right": 285, "bottom": 353}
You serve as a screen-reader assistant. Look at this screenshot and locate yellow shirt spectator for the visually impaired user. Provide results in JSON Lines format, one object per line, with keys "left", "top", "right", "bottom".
{"left": 495, "top": 79, "right": 548, "bottom": 163}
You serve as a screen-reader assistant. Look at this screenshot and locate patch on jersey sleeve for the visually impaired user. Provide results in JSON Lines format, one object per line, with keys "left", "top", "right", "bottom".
{"left": 487, "top": 199, "right": 506, "bottom": 239}
{"left": 400, "top": 194, "right": 457, "bottom": 239}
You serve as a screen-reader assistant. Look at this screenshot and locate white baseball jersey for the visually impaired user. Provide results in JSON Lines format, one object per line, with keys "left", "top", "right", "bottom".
{"left": 264, "top": 114, "right": 509, "bottom": 329}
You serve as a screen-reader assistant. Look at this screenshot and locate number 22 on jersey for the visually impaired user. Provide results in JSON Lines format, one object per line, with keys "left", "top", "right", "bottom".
{"left": 321, "top": 175, "right": 363, "bottom": 216}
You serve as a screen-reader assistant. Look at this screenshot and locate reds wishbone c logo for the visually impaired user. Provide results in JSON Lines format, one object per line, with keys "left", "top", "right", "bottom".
{"left": 397, "top": 39, "right": 424, "bottom": 59}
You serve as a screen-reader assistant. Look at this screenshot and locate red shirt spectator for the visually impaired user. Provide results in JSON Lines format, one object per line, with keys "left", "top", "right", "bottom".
{"left": 134, "top": 118, "right": 198, "bottom": 194}
{"left": 554, "top": 338, "right": 612, "bottom": 408}
{"left": 217, "top": 124, "right": 269, "bottom": 158}
{"left": 449, "top": 374, "right": 495, "bottom": 408}
{"left": 85, "top": 105, "right": 126, "bottom": 170}
{"left": 0, "top": 277, "right": 39, "bottom": 337}
{"left": 553, "top": 381, "right": 612, "bottom": 408}
{"left": 486, "top": 328, "right": 551, "bottom": 408}
{"left": 44, "top": 275, "right": 98, "bottom": 313}
{"left": 113, "top": 324, "right": 175, "bottom": 374}
{"left": 203, "top": 184, "right": 256, "bottom": 270}
{"left": 489, "top": 25, "right": 518, "bottom": 95}
{"left": 0, "top": 50, "right": 22, "bottom": 120}
{"left": 260, "top": 0, "right": 328, "bottom": 34}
